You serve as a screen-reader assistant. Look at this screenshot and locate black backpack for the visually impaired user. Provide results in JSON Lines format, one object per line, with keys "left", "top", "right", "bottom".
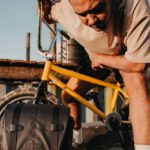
{"left": 0, "top": 99, "right": 73, "bottom": 150}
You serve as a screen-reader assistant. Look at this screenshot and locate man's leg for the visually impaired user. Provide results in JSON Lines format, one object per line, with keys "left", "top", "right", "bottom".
{"left": 120, "top": 70, "right": 150, "bottom": 148}
{"left": 62, "top": 77, "right": 95, "bottom": 129}
{"left": 61, "top": 77, "right": 95, "bottom": 145}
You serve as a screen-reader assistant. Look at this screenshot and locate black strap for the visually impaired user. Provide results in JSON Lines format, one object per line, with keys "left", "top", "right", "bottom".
{"left": 58, "top": 106, "right": 71, "bottom": 149}
{"left": 32, "top": 105, "right": 42, "bottom": 150}
{"left": 34, "top": 105, "right": 61, "bottom": 150}
{"left": 9, "top": 104, "right": 24, "bottom": 150}
{"left": 50, "top": 106, "right": 60, "bottom": 150}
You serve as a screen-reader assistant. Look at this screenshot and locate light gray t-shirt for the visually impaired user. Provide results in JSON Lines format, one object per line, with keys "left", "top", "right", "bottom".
{"left": 51, "top": 0, "right": 150, "bottom": 63}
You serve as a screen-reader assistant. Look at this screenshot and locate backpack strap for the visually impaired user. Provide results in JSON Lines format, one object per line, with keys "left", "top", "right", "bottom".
{"left": 50, "top": 106, "right": 60, "bottom": 150}
{"left": 9, "top": 104, "right": 25, "bottom": 150}
{"left": 58, "top": 105, "right": 72, "bottom": 149}
{"left": 47, "top": 105, "right": 71, "bottom": 150}
{"left": 34, "top": 104, "right": 62, "bottom": 150}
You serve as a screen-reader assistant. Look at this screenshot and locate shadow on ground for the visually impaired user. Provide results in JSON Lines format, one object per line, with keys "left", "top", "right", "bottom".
{"left": 80, "top": 121, "right": 134, "bottom": 150}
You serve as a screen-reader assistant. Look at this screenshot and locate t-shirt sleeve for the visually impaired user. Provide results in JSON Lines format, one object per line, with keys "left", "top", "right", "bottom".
{"left": 124, "top": 0, "right": 150, "bottom": 63}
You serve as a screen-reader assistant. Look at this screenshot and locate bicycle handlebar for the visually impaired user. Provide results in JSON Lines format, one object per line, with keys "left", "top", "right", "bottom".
{"left": 37, "top": 0, "right": 70, "bottom": 59}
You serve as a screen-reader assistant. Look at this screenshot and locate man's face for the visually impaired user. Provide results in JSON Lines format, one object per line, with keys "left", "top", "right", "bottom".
{"left": 69, "top": 0, "right": 112, "bottom": 32}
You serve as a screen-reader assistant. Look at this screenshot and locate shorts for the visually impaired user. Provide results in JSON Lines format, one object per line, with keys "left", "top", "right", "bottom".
{"left": 77, "top": 50, "right": 112, "bottom": 80}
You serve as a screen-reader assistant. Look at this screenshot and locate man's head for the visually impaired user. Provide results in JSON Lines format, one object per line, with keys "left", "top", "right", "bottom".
{"left": 69, "top": 0, "right": 112, "bottom": 31}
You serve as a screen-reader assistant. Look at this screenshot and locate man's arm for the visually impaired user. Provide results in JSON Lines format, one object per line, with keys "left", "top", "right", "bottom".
{"left": 90, "top": 53, "right": 146, "bottom": 72}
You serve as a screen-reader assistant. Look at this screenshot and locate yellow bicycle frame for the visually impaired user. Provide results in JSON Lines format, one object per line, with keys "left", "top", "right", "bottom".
{"left": 41, "top": 61, "right": 129, "bottom": 120}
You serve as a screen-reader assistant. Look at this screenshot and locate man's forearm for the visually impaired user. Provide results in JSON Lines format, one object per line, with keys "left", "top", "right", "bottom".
{"left": 91, "top": 54, "right": 146, "bottom": 72}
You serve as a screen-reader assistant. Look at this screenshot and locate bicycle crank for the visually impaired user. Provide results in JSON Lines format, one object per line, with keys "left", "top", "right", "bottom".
{"left": 106, "top": 112, "right": 122, "bottom": 131}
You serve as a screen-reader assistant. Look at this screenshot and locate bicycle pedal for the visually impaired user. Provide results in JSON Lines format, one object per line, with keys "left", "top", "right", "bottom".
{"left": 106, "top": 112, "right": 121, "bottom": 131}
{"left": 84, "top": 92, "right": 98, "bottom": 101}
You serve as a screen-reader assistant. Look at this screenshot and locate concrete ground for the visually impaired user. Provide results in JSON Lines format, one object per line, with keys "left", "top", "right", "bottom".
{"left": 80, "top": 121, "right": 134, "bottom": 150}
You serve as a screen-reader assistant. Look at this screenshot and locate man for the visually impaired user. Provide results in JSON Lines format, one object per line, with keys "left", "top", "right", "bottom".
{"left": 40, "top": 0, "right": 150, "bottom": 149}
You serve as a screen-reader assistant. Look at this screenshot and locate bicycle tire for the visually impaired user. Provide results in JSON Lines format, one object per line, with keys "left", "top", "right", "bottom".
{"left": 0, "top": 86, "right": 60, "bottom": 116}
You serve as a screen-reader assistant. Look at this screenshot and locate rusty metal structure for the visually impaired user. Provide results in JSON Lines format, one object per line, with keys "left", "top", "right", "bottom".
{"left": 0, "top": 59, "right": 44, "bottom": 82}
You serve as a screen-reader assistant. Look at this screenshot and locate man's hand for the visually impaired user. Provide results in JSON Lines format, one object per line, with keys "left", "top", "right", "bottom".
{"left": 90, "top": 53, "right": 105, "bottom": 70}
{"left": 90, "top": 52, "right": 146, "bottom": 72}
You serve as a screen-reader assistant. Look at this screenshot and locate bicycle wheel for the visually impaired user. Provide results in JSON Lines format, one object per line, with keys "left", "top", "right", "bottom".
{"left": 0, "top": 86, "right": 59, "bottom": 116}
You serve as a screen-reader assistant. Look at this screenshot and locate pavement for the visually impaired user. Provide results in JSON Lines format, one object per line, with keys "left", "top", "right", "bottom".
{"left": 80, "top": 121, "right": 134, "bottom": 150}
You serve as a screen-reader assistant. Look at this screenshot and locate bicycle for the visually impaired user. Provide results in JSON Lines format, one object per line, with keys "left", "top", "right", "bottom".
{"left": 0, "top": 3, "right": 134, "bottom": 150}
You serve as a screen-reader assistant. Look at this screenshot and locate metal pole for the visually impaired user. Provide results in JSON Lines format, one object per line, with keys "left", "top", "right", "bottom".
{"left": 50, "top": 24, "right": 56, "bottom": 61}
{"left": 26, "top": 32, "right": 30, "bottom": 61}
{"left": 49, "top": 24, "right": 56, "bottom": 96}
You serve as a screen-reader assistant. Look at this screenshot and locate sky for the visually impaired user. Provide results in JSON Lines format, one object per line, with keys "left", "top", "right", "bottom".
{"left": 0, "top": 0, "right": 150, "bottom": 61}
{"left": 0, "top": 0, "right": 44, "bottom": 61}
